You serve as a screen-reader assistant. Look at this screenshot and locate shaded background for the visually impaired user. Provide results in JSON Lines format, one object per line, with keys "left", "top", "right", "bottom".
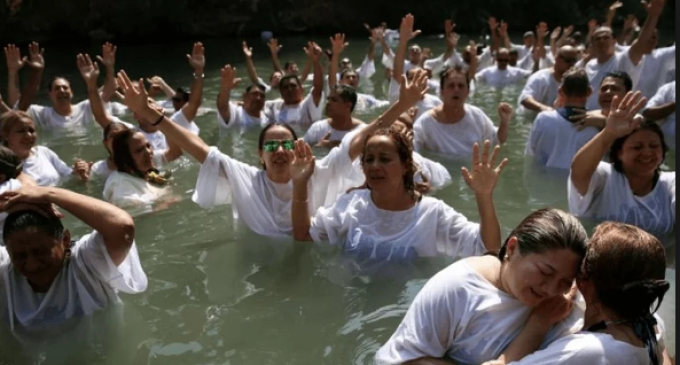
{"left": 0, "top": 0, "right": 676, "bottom": 44}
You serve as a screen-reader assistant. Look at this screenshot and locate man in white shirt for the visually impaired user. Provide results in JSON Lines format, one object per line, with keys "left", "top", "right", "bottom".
{"left": 525, "top": 68, "right": 599, "bottom": 170}
{"left": 216, "top": 65, "right": 267, "bottom": 131}
{"left": 303, "top": 85, "right": 365, "bottom": 148}
{"left": 582, "top": 0, "right": 665, "bottom": 110}
{"left": 643, "top": 81, "right": 675, "bottom": 148}
{"left": 264, "top": 41, "right": 324, "bottom": 126}
{"left": 519, "top": 45, "right": 579, "bottom": 113}
{"left": 475, "top": 48, "right": 532, "bottom": 87}
{"left": 635, "top": 31, "right": 675, "bottom": 99}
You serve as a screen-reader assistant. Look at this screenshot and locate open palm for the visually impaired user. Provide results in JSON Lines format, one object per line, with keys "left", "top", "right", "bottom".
{"left": 462, "top": 141, "right": 508, "bottom": 195}
{"left": 289, "top": 140, "right": 315, "bottom": 183}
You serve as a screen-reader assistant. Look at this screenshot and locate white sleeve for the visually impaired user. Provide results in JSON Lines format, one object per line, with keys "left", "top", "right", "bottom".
{"left": 416, "top": 157, "right": 452, "bottom": 189}
{"left": 301, "top": 91, "right": 324, "bottom": 126}
{"left": 72, "top": 230, "right": 147, "bottom": 294}
{"left": 519, "top": 73, "right": 546, "bottom": 105}
{"left": 413, "top": 115, "right": 426, "bottom": 152}
{"left": 192, "top": 147, "right": 259, "bottom": 208}
{"left": 217, "top": 102, "right": 240, "bottom": 128}
{"left": 43, "top": 147, "right": 73, "bottom": 177}
{"left": 357, "top": 55, "right": 376, "bottom": 80}
{"left": 646, "top": 84, "right": 673, "bottom": 109}
{"left": 103, "top": 176, "right": 156, "bottom": 208}
{"left": 387, "top": 78, "right": 400, "bottom": 104}
{"left": 303, "top": 122, "right": 324, "bottom": 145}
{"left": 309, "top": 193, "right": 353, "bottom": 243}
{"left": 508, "top": 336, "right": 609, "bottom": 365}
{"left": 382, "top": 51, "right": 395, "bottom": 69}
{"left": 435, "top": 201, "right": 485, "bottom": 259}
{"left": 568, "top": 162, "right": 611, "bottom": 216}
{"left": 375, "top": 267, "right": 462, "bottom": 364}
{"left": 27, "top": 104, "right": 46, "bottom": 127}
{"left": 171, "top": 110, "right": 200, "bottom": 134}
{"left": 475, "top": 68, "right": 489, "bottom": 82}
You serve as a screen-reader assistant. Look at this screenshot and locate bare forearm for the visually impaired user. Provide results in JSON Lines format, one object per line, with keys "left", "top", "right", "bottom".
{"left": 494, "top": 320, "right": 550, "bottom": 364}
{"left": 571, "top": 130, "right": 617, "bottom": 195}
{"left": 299, "top": 56, "right": 313, "bottom": 85}
{"left": 291, "top": 184, "right": 313, "bottom": 241}
{"left": 393, "top": 36, "right": 408, "bottom": 80}
{"left": 216, "top": 90, "right": 232, "bottom": 124}
{"left": 476, "top": 193, "right": 501, "bottom": 252}
{"left": 244, "top": 56, "right": 260, "bottom": 85}
{"left": 404, "top": 357, "right": 457, "bottom": 365}
{"left": 349, "top": 100, "right": 412, "bottom": 160}
{"left": 497, "top": 120, "right": 509, "bottom": 144}
{"left": 521, "top": 97, "right": 551, "bottom": 112}
{"left": 311, "top": 59, "right": 323, "bottom": 105}
{"left": 158, "top": 79, "right": 175, "bottom": 99}
{"left": 7, "top": 72, "right": 19, "bottom": 108}
{"left": 101, "top": 67, "right": 116, "bottom": 103}
{"left": 329, "top": 54, "right": 339, "bottom": 88}
{"left": 86, "top": 82, "right": 114, "bottom": 129}
{"left": 270, "top": 50, "right": 283, "bottom": 73}
{"left": 643, "top": 102, "right": 676, "bottom": 120}
{"left": 183, "top": 72, "right": 204, "bottom": 121}
{"left": 17, "top": 67, "right": 43, "bottom": 111}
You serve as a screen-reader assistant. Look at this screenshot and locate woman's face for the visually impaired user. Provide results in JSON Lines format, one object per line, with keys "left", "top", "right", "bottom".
{"left": 617, "top": 129, "right": 664, "bottom": 177}
{"left": 504, "top": 237, "right": 581, "bottom": 306}
{"left": 128, "top": 132, "right": 154, "bottom": 173}
{"left": 441, "top": 73, "right": 469, "bottom": 105}
{"left": 361, "top": 135, "right": 407, "bottom": 193}
{"left": 6, "top": 118, "right": 37, "bottom": 155}
{"left": 258, "top": 126, "right": 295, "bottom": 176}
{"left": 6, "top": 229, "right": 69, "bottom": 292}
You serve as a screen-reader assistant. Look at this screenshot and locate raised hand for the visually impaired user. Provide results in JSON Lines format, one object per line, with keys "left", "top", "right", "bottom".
{"left": 330, "top": 33, "right": 348, "bottom": 56}
{"left": 536, "top": 22, "right": 549, "bottom": 39}
{"left": 116, "top": 70, "right": 151, "bottom": 115}
{"left": 550, "top": 26, "right": 562, "bottom": 40}
{"left": 4, "top": 44, "right": 23, "bottom": 73}
{"left": 268, "top": 38, "right": 282, "bottom": 54}
{"left": 219, "top": 64, "right": 241, "bottom": 92}
{"left": 288, "top": 139, "right": 315, "bottom": 183}
{"left": 242, "top": 41, "right": 253, "bottom": 58}
{"left": 488, "top": 17, "right": 499, "bottom": 31}
{"left": 76, "top": 53, "right": 100, "bottom": 85}
{"left": 447, "top": 32, "right": 460, "bottom": 49}
{"left": 610, "top": 0, "right": 624, "bottom": 10}
{"left": 528, "top": 284, "right": 578, "bottom": 327}
{"left": 642, "top": 0, "right": 666, "bottom": 16}
{"left": 461, "top": 140, "right": 508, "bottom": 196}
{"left": 23, "top": 42, "right": 44, "bottom": 70}
{"left": 588, "top": 19, "right": 598, "bottom": 31}
{"left": 307, "top": 41, "right": 323, "bottom": 61}
{"left": 562, "top": 25, "right": 574, "bottom": 37}
{"left": 604, "top": 91, "right": 647, "bottom": 138}
{"left": 399, "top": 13, "right": 421, "bottom": 41}
{"left": 498, "top": 102, "right": 513, "bottom": 123}
{"left": 0, "top": 186, "right": 63, "bottom": 218}
{"left": 398, "top": 68, "right": 429, "bottom": 107}
{"left": 96, "top": 42, "right": 116, "bottom": 69}
{"left": 187, "top": 42, "right": 205, "bottom": 72}
{"left": 73, "top": 159, "right": 91, "bottom": 182}
{"left": 498, "top": 21, "right": 509, "bottom": 38}
{"left": 444, "top": 19, "right": 455, "bottom": 36}
{"left": 369, "top": 28, "right": 382, "bottom": 43}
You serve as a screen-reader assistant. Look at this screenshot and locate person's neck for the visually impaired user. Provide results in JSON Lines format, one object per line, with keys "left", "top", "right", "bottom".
{"left": 244, "top": 106, "right": 263, "bottom": 118}
{"left": 16, "top": 147, "right": 32, "bottom": 161}
{"left": 596, "top": 51, "right": 615, "bottom": 64}
{"left": 625, "top": 170, "right": 657, "bottom": 196}
{"left": 328, "top": 114, "right": 355, "bottom": 131}
{"left": 266, "top": 170, "right": 291, "bottom": 184}
{"left": 370, "top": 187, "right": 415, "bottom": 211}
{"left": 284, "top": 98, "right": 302, "bottom": 106}
{"left": 439, "top": 103, "right": 466, "bottom": 124}
{"left": 107, "top": 156, "right": 117, "bottom": 170}
{"left": 53, "top": 102, "right": 73, "bottom": 117}
{"left": 561, "top": 97, "right": 587, "bottom": 109}
{"left": 552, "top": 68, "right": 563, "bottom": 82}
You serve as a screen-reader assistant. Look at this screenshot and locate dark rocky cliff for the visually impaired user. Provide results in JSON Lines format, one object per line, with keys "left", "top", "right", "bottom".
{"left": 0, "top": 0, "right": 675, "bottom": 44}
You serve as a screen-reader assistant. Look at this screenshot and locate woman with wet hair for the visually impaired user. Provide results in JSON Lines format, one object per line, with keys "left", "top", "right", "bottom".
{"left": 290, "top": 117, "right": 506, "bottom": 262}
{"left": 374, "top": 208, "right": 588, "bottom": 364}
{"left": 481, "top": 222, "right": 671, "bottom": 365}
{"left": 0, "top": 185, "right": 146, "bottom": 330}
{"left": 569, "top": 91, "right": 675, "bottom": 240}
{"left": 0, "top": 111, "right": 90, "bottom": 186}
{"left": 102, "top": 128, "right": 175, "bottom": 209}
{"left": 89, "top": 122, "right": 130, "bottom": 179}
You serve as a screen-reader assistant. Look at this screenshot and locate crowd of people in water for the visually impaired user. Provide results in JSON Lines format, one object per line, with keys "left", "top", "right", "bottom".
{"left": 0, "top": 0, "right": 676, "bottom": 363}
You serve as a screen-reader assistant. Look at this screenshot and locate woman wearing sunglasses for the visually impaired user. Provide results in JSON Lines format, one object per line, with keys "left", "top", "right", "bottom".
{"left": 113, "top": 69, "right": 430, "bottom": 237}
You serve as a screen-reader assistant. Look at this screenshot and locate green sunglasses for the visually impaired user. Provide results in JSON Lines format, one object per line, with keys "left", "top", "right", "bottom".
{"left": 262, "top": 139, "right": 295, "bottom": 152}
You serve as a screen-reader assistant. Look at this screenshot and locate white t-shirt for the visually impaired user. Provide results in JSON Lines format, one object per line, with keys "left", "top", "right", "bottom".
{"left": 22, "top": 146, "right": 73, "bottom": 187}
{"left": 475, "top": 66, "right": 532, "bottom": 87}
{"left": 264, "top": 92, "right": 324, "bottom": 126}
{"left": 646, "top": 81, "right": 676, "bottom": 148}
{"left": 355, "top": 93, "right": 390, "bottom": 111}
{"left": 508, "top": 331, "right": 665, "bottom": 365}
{"left": 105, "top": 101, "right": 128, "bottom": 117}
{"left": 191, "top": 142, "right": 364, "bottom": 238}
{"left": 446, "top": 47, "right": 495, "bottom": 72}
{"left": 524, "top": 110, "right": 599, "bottom": 170}
{"left": 0, "top": 231, "right": 147, "bottom": 331}
{"left": 636, "top": 46, "right": 676, "bottom": 99}
{"left": 103, "top": 171, "right": 170, "bottom": 209}
{"left": 303, "top": 119, "right": 366, "bottom": 146}
{"left": 517, "top": 68, "right": 559, "bottom": 111}
{"left": 310, "top": 190, "right": 485, "bottom": 262}
{"left": 217, "top": 102, "right": 266, "bottom": 133}
{"left": 387, "top": 78, "right": 443, "bottom": 119}
{"left": 413, "top": 152, "right": 452, "bottom": 189}
{"left": 140, "top": 110, "right": 198, "bottom": 152}
{"left": 585, "top": 50, "right": 642, "bottom": 110}
{"left": 170, "top": 109, "right": 200, "bottom": 135}
{"left": 413, "top": 105, "right": 499, "bottom": 158}
{"left": 568, "top": 162, "right": 676, "bottom": 237}
{"left": 27, "top": 100, "right": 94, "bottom": 131}
{"left": 375, "top": 259, "right": 583, "bottom": 365}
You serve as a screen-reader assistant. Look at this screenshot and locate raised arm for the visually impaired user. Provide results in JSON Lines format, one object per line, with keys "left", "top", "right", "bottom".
{"left": 290, "top": 140, "right": 316, "bottom": 241}
{"left": 241, "top": 41, "right": 262, "bottom": 86}
{"left": 181, "top": 42, "right": 205, "bottom": 121}
{"left": 628, "top": 0, "right": 665, "bottom": 65}
{"left": 643, "top": 100, "right": 675, "bottom": 120}
{"left": 496, "top": 102, "right": 512, "bottom": 144}
{"left": 585, "top": 19, "right": 598, "bottom": 46}
{"left": 267, "top": 38, "right": 284, "bottom": 74}
{"left": 571, "top": 91, "right": 646, "bottom": 195}
{"left": 488, "top": 17, "right": 501, "bottom": 55}
{"left": 619, "top": 15, "right": 639, "bottom": 45}
{"left": 0, "top": 185, "right": 135, "bottom": 266}
{"left": 461, "top": 141, "right": 507, "bottom": 253}
{"left": 297, "top": 50, "right": 313, "bottom": 85}
{"left": 498, "top": 21, "right": 511, "bottom": 50}
{"left": 215, "top": 65, "right": 241, "bottom": 125}
{"left": 366, "top": 28, "right": 378, "bottom": 62}
{"left": 117, "top": 70, "right": 210, "bottom": 164}
{"left": 77, "top": 53, "right": 115, "bottom": 129}
{"left": 16, "top": 42, "right": 45, "bottom": 112}
{"left": 5, "top": 44, "right": 23, "bottom": 108}
{"left": 393, "top": 13, "right": 421, "bottom": 81}
{"left": 349, "top": 69, "right": 429, "bottom": 161}
{"left": 328, "top": 33, "right": 347, "bottom": 89}
{"left": 97, "top": 42, "right": 117, "bottom": 103}
{"left": 146, "top": 76, "right": 175, "bottom": 99}
{"left": 308, "top": 41, "right": 324, "bottom": 106}
{"left": 549, "top": 26, "right": 562, "bottom": 57}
